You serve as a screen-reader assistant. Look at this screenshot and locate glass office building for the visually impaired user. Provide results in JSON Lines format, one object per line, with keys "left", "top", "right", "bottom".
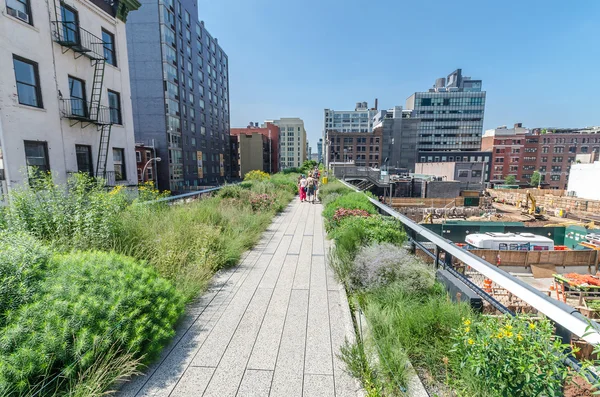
{"left": 405, "top": 69, "right": 485, "bottom": 152}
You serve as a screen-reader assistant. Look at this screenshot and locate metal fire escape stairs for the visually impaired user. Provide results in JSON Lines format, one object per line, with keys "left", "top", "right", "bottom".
{"left": 51, "top": 1, "right": 113, "bottom": 179}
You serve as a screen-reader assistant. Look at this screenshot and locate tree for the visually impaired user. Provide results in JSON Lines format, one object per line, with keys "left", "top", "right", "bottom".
{"left": 504, "top": 175, "right": 516, "bottom": 185}
{"left": 530, "top": 171, "right": 541, "bottom": 187}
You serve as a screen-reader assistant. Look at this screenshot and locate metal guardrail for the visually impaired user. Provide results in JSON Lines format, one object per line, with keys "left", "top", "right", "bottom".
{"left": 51, "top": 21, "right": 106, "bottom": 60}
{"left": 340, "top": 180, "right": 600, "bottom": 346}
{"left": 60, "top": 99, "right": 112, "bottom": 125}
{"left": 143, "top": 184, "right": 237, "bottom": 205}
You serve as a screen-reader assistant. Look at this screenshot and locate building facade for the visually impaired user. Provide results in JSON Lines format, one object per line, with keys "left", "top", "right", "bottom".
{"left": 567, "top": 161, "right": 600, "bottom": 200}
{"left": 0, "top": 0, "right": 141, "bottom": 200}
{"left": 417, "top": 150, "right": 492, "bottom": 182}
{"left": 482, "top": 124, "right": 600, "bottom": 189}
{"left": 372, "top": 106, "right": 420, "bottom": 172}
{"left": 326, "top": 129, "right": 383, "bottom": 168}
{"left": 269, "top": 118, "right": 306, "bottom": 169}
{"left": 415, "top": 161, "right": 486, "bottom": 191}
{"left": 127, "top": 0, "right": 230, "bottom": 192}
{"left": 405, "top": 69, "right": 486, "bottom": 152}
{"left": 135, "top": 142, "right": 158, "bottom": 183}
{"left": 317, "top": 138, "right": 323, "bottom": 163}
{"left": 231, "top": 122, "right": 279, "bottom": 173}
{"left": 229, "top": 131, "right": 269, "bottom": 178}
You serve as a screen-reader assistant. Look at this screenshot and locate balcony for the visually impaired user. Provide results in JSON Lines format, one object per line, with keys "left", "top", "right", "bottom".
{"left": 60, "top": 99, "right": 112, "bottom": 125}
{"left": 51, "top": 21, "right": 106, "bottom": 60}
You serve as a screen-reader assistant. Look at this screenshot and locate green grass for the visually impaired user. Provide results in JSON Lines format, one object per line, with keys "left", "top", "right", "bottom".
{"left": 0, "top": 172, "right": 298, "bottom": 396}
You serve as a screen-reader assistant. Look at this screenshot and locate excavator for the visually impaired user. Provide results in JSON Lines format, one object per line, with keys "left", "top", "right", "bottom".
{"left": 521, "top": 190, "right": 548, "bottom": 221}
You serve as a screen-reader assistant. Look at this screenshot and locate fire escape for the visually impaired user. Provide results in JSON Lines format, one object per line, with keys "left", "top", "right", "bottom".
{"left": 51, "top": 16, "right": 112, "bottom": 179}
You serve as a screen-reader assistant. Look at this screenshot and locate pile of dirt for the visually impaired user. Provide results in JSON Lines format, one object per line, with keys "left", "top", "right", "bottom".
{"left": 564, "top": 376, "right": 595, "bottom": 397}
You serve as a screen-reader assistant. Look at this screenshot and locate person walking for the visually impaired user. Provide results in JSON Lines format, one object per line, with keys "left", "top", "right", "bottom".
{"left": 299, "top": 175, "right": 308, "bottom": 202}
{"left": 306, "top": 173, "right": 315, "bottom": 203}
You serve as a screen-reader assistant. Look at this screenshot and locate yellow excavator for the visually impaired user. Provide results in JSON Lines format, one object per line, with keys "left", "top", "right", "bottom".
{"left": 521, "top": 190, "right": 548, "bottom": 221}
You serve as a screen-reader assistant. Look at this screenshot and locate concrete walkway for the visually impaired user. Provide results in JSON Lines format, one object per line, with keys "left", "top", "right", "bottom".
{"left": 118, "top": 199, "right": 362, "bottom": 397}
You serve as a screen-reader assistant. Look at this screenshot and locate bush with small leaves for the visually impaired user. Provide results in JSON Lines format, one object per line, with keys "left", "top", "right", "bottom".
{"left": 351, "top": 243, "right": 435, "bottom": 293}
{"left": 244, "top": 170, "right": 271, "bottom": 182}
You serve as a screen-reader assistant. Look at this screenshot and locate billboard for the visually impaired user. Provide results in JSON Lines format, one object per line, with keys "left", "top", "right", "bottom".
{"left": 197, "top": 151, "right": 203, "bottom": 178}
{"left": 219, "top": 153, "right": 224, "bottom": 177}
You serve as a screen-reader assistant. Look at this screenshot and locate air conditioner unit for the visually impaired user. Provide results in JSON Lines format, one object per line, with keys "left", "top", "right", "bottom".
{"left": 7, "top": 7, "right": 30, "bottom": 23}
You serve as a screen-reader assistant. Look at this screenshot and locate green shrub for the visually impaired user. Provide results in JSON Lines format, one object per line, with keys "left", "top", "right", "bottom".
{"left": 323, "top": 192, "right": 377, "bottom": 230}
{"left": 0, "top": 232, "right": 50, "bottom": 327}
{"left": 3, "top": 173, "right": 129, "bottom": 250}
{"left": 363, "top": 282, "right": 472, "bottom": 392}
{"left": 351, "top": 243, "right": 435, "bottom": 293}
{"left": 270, "top": 173, "right": 299, "bottom": 195}
{"left": 318, "top": 181, "right": 353, "bottom": 207}
{"left": 244, "top": 170, "right": 270, "bottom": 182}
{"left": 449, "top": 315, "right": 571, "bottom": 397}
{"left": 330, "top": 215, "right": 406, "bottom": 258}
{"left": 0, "top": 251, "right": 184, "bottom": 396}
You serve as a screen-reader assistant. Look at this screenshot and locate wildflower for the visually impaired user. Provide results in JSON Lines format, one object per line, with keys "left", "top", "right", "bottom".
{"left": 464, "top": 327, "right": 470, "bottom": 333}
{"left": 468, "top": 338, "right": 474, "bottom": 345}
{"left": 517, "top": 333, "right": 523, "bottom": 341}
{"left": 529, "top": 322, "right": 536, "bottom": 330}
{"left": 463, "top": 319, "right": 471, "bottom": 326}
{"left": 442, "top": 356, "right": 449, "bottom": 365}
{"left": 504, "top": 324, "right": 513, "bottom": 331}
{"left": 505, "top": 331, "right": 513, "bottom": 338}
{"left": 496, "top": 332, "right": 504, "bottom": 339}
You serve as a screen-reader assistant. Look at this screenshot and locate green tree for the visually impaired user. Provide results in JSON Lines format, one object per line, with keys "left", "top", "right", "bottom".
{"left": 530, "top": 171, "right": 541, "bottom": 187}
{"left": 504, "top": 175, "right": 516, "bottom": 185}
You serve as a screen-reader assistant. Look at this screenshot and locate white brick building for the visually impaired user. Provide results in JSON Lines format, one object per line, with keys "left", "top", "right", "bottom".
{"left": 0, "top": 0, "right": 140, "bottom": 201}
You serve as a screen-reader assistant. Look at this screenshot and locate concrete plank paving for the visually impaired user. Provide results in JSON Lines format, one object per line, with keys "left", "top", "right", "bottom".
{"left": 117, "top": 199, "right": 362, "bottom": 397}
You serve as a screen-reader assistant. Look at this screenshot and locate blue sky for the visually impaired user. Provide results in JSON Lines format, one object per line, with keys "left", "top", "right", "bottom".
{"left": 197, "top": 0, "right": 600, "bottom": 148}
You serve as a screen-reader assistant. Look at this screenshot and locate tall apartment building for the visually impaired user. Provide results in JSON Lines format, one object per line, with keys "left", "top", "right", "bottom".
{"left": 405, "top": 69, "right": 486, "bottom": 152}
{"left": 0, "top": 0, "right": 141, "bottom": 201}
{"left": 482, "top": 124, "right": 600, "bottom": 189}
{"left": 230, "top": 122, "right": 279, "bottom": 173}
{"left": 323, "top": 102, "right": 378, "bottom": 167}
{"left": 268, "top": 118, "right": 306, "bottom": 169}
{"left": 127, "top": 0, "right": 230, "bottom": 192}
{"left": 317, "top": 138, "right": 323, "bottom": 163}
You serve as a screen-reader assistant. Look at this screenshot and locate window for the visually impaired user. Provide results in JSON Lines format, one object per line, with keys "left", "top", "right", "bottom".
{"left": 107, "top": 90, "right": 122, "bottom": 124}
{"left": 113, "top": 148, "right": 126, "bottom": 181}
{"left": 68, "top": 76, "right": 87, "bottom": 117}
{"left": 24, "top": 141, "right": 49, "bottom": 181}
{"left": 136, "top": 151, "right": 142, "bottom": 162}
{"left": 13, "top": 55, "right": 42, "bottom": 108}
{"left": 6, "top": 0, "right": 32, "bottom": 24}
{"left": 457, "top": 170, "right": 469, "bottom": 178}
{"left": 472, "top": 170, "right": 482, "bottom": 178}
{"left": 76, "top": 145, "right": 93, "bottom": 176}
{"left": 102, "top": 29, "right": 116, "bottom": 66}
{"left": 184, "top": 10, "right": 190, "bottom": 25}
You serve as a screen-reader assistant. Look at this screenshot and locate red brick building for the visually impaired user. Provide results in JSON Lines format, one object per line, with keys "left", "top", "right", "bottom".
{"left": 482, "top": 124, "right": 600, "bottom": 189}
{"left": 326, "top": 129, "right": 383, "bottom": 168}
{"left": 230, "top": 122, "right": 280, "bottom": 173}
{"left": 135, "top": 143, "right": 158, "bottom": 184}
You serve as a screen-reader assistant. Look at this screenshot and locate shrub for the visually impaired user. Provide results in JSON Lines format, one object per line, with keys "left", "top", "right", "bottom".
{"left": 0, "top": 251, "right": 184, "bottom": 396}
{"left": 218, "top": 184, "right": 252, "bottom": 200}
{"left": 351, "top": 243, "right": 435, "bottom": 293}
{"left": 270, "top": 173, "right": 299, "bottom": 195}
{"left": 3, "top": 173, "right": 129, "bottom": 250}
{"left": 330, "top": 215, "right": 406, "bottom": 258}
{"left": 323, "top": 192, "right": 377, "bottom": 230}
{"left": 332, "top": 208, "right": 371, "bottom": 225}
{"left": 318, "top": 181, "right": 352, "bottom": 205}
{"left": 244, "top": 170, "right": 270, "bottom": 182}
{"left": 250, "top": 193, "right": 276, "bottom": 212}
{"left": 363, "top": 282, "right": 472, "bottom": 392}
{"left": 0, "top": 232, "right": 50, "bottom": 327}
{"left": 137, "top": 181, "right": 170, "bottom": 202}
{"left": 449, "top": 315, "right": 571, "bottom": 396}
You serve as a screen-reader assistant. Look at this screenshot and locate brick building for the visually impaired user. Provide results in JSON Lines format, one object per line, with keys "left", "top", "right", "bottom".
{"left": 135, "top": 143, "right": 158, "bottom": 184}
{"left": 230, "top": 122, "right": 279, "bottom": 173}
{"left": 326, "top": 129, "right": 383, "bottom": 168}
{"left": 482, "top": 124, "right": 600, "bottom": 189}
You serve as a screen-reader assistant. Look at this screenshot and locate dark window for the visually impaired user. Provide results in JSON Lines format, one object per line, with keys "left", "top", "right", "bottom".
{"left": 60, "top": 3, "right": 80, "bottom": 45}
{"left": 68, "top": 76, "right": 87, "bottom": 117}
{"left": 420, "top": 98, "right": 431, "bottom": 106}
{"left": 102, "top": 29, "right": 116, "bottom": 66}
{"left": 76, "top": 145, "right": 93, "bottom": 176}
{"left": 24, "top": 141, "right": 50, "bottom": 182}
{"left": 107, "top": 90, "right": 122, "bottom": 124}
{"left": 113, "top": 148, "right": 126, "bottom": 180}
{"left": 13, "top": 55, "right": 42, "bottom": 108}
{"left": 6, "top": 0, "right": 32, "bottom": 25}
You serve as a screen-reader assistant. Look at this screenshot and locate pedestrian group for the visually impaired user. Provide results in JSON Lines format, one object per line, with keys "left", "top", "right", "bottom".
{"left": 298, "top": 168, "right": 320, "bottom": 203}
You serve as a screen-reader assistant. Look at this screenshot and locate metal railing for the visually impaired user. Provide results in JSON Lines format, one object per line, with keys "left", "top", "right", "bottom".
{"left": 142, "top": 184, "right": 238, "bottom": 205}
{"left": 340, "top": 180, "right": 600, "bottom": 346}
{"left": 60, "top": 99, "right": 112, "bottom": 124}
{"left": 51, "top": 21, "right": 107, "bottom": 60}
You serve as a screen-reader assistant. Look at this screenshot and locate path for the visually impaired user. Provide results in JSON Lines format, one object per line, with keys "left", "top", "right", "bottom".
{"left": 118, "top": 199, "right": 362, "bottom": 397}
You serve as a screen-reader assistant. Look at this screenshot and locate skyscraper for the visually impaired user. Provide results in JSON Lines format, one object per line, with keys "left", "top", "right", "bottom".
{"left": 405, "top": 69, "right": 485, "bottom": 152}
{"left": 126, "top": 0, "right": 230, "bottom": 192}
{"left": 269, "top": 118, "right": 306, "bottom": 169}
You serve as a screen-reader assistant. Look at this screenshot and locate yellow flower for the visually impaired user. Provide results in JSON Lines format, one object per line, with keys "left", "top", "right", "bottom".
{"left": 468, "top": 338, "right": 474, "bottom": 345}
{"left": 496, "top": 332, "right": 504, "bottom": 339}
{"left": 529, "top": 322, "right": 536, "bottom": 330}
{"left": 463, "top": 319, "right": 471, "bottom": 326}
{"left": 517, "top": 333, "right": 523, "bottom": 341}
{"left": 505, "top": 331, "right": 514, "bottom": 338}
{"left": 464, "top": 327, "right": 470, "bottom": 333}
{"left": 505, "top": 325, "right": 513, "bottom": 331}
